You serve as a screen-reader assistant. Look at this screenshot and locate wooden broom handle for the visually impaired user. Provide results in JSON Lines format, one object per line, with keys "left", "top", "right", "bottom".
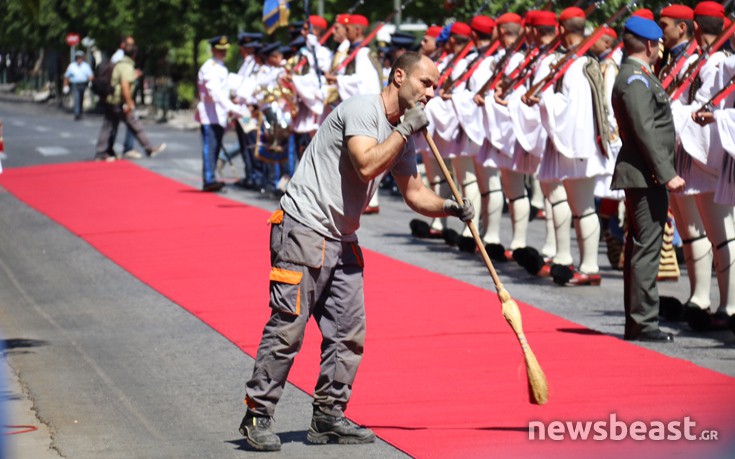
{"left": 423, "top": 130, "right": 505, "bottom": 292}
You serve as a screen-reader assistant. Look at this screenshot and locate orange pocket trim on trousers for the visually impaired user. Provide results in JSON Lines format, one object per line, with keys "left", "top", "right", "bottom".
{"left": 267, "top": 209, "right": 284, "bottom": 225}
{"left": 269, "top": 267, "right": 303, "bottom": 315}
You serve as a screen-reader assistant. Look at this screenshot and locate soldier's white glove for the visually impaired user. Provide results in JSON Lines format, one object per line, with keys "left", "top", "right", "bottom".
{"left": 444, "top": 198, "right": 475, "bottom": 222}
{"left": 394, "top": 103, "right": 428, "bottom": 139}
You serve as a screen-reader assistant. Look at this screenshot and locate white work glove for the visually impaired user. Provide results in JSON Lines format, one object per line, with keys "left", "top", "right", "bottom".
{"left": 444, "top": 198, "right": 475, "bottom": 222}
{"left": 394, "top": 103, "right": 428, "bottom": 139}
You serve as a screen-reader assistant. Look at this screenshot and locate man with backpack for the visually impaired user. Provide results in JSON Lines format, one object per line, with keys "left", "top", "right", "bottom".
{"left": 94, "top": 35, "right": 165, "bottom": 161}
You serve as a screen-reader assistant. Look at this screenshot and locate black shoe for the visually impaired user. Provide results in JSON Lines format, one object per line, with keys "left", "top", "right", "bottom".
{"left": 625, "top": 330, "right": 674, "bottom": 342}
{"left": 710, "top": 311, "right": 730, "bottom": 330}
{"left": 239, "top": 412, "right": 281, "bottom": 452}
{"left": 307, "top": 408, "right": 376, "bottom": 445}
{"left": 202, "top": 181, "right": 225, "bottom": 192}
{"left": 659, "top": 296, "right": 684, "bottom": 321}
{"left": 687, "top": 307, "right": 712, "bottom": 332}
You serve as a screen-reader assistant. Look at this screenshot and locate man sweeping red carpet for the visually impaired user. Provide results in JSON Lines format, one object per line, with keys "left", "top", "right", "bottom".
{"left": 239, "top": 51, "right": 475, "bottom": 451}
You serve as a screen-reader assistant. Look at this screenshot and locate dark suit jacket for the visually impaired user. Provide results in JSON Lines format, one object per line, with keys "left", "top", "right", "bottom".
{"left": 610, "top": 57, "right": 677, "bottom": 189}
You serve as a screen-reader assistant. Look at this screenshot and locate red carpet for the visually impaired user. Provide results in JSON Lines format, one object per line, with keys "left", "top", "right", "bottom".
{"left": 2, "top": 162, "right": 734, "bottom": 458}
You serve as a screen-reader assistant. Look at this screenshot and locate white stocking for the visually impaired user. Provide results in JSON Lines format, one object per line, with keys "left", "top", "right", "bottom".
{"left": 541, "top": 180, "right": 572, "bottom": 266}
{"left": 670, "top": 193, "right": 712, "bottom": 309}
{"left": 565, "top": 178, "right": 601, "bottom": 274}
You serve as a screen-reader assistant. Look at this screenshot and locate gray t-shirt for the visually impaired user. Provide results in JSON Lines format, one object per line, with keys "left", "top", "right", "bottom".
{"left": 280, "top": 94, "right": 417, "bottom": 241}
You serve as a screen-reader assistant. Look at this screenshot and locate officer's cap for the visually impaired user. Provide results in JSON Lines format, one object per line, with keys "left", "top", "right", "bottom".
{"left": 259, "top": 41, "right": 282, "bottom": 56}
{"left": 209, "top": 35, "right": 230, "bottom": 50}
{"left": 624, "top": 16, "right": 663, "bottom": 41}
{"left": 238, "top": 32, "right": 264, "bottom": 44}
{"left": 242, "top": 41, "right": 262, "bottom": 50}
{"left": 74, "top": 50, "right": 85, "bottom": 58}
{"left": 289, "top": 36, "right": 305, "bottom": 48}
{"left": 390, "top": 32, "right": 416, "bottom": 48}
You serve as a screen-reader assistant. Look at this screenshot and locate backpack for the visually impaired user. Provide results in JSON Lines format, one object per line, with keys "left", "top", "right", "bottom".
{"left": 91, "top": 61, "right": 115, "bottom": 98}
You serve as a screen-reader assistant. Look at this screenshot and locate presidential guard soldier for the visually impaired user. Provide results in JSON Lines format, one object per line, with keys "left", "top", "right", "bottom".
{"left": 611, "top": 16, "right": 686, "bottom": 342}
{"left": 195, "top": 35, "right": 248, "bottom": 192}
{"left": 238, "top": 52, "right": 474, "bottom": 451}
{"left": 668, "top": 2, "right": 730, "bottom": 330}
{"left": 525, "top": 7, "right": 612, "bottom": 286}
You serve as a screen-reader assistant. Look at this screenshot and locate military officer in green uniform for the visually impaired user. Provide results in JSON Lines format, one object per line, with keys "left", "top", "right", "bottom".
{"left": 610, "top": 16, "right": 686, "bottom": 342}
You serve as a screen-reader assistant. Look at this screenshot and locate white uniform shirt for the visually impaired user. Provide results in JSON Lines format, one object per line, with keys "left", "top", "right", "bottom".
{"left": 195, "top": 57, "right": 244, "bottom": 126}
{"left": 65, "top": 60, "right": 93, "bottom": 84}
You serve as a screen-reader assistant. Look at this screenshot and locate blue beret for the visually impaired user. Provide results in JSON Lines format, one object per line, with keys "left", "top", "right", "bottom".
{"left": 259, "top": 41, "right": 282, "bottom": 56}
{"left": 238, "top": 31, "right": 264, "bottom": 44}
{"left": 623, "top": 16, "right": 662, "bottom": 41}
{"left": 436, "top": 24, "right": 453, "bottom": 46}
{"left": 208, "top": 35, "right": 230, "bottom": 49}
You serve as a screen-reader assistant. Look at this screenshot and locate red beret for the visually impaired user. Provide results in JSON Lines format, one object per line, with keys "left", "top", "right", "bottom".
{"left": 559, "top": 7, "right": 586, "bottom": 22}
{"left": 660, "top": 5, "right": 694, "bottom": 20}
{"left": 425, "top": 25, "right": 443, "bottom": 38}
{"left": 631, "top": 9, "right": 655, "bottom": 20}
{"left": 497, "top": 13, "right": 523, "bottom": 25}
{"left": 335, "top": 14, "right": 350, "bottom": 25}
{"left": 694, "top": 1, "right": 725, "bottom": 18}
{"left": 309, "top": 15, "right": 327, "bottom": 29}
{"left": 531, "top": 11, "right": 558, "bottom": 27}
{"left": 601, "top": 25, "right": 618, "bottom": 40}
{"left": 525, "top": 10, "right": 539, "bottom": 23}
{"left": 349, "top": 14, "right": 369, "bottom": 27}
{"left": 451, "top": 21, "right": 472, "bottom": 37}
{"left": 471, "top": 16, "right": 495, "bottom": 34}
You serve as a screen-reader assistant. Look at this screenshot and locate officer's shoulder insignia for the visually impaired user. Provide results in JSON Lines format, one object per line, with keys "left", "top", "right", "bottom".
{"left": 626, "top": 74, "right": 650, "bottom": 88}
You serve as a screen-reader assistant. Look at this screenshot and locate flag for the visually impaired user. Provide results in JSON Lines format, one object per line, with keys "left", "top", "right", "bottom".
{"left": 263, "top": 0, "right": 290, "bottom": 34}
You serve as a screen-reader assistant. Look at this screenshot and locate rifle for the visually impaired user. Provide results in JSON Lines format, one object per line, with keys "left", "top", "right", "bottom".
{"left": 334, "top": 0, "right": 415, "bottom": 74}
{"left": 501, "top": 0, "right": 594, "bottom": 94}
{"left": 525, "top": 0, "right": 635, "bottom": 100}
{"left": 436, "top": 41, "right": 475, "bottom": 89}
{"left": 470, "top": 31, "right": 527, "bottom": 96}
{"left": 659, "top": 39, "right": 699, "bottom": 90}
{"left": 669, "top": 13, "right": 735, "bottom": 100}
{"left": 292, "top": 0, "right": 365, "bottom": 74}
{"left": 696, "top": 74, "right": 735, "bottom": 113}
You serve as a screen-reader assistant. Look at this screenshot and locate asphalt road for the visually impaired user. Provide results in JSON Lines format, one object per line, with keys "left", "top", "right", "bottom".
{"left": 0, "top": 98, "right": 733, "bottom": 458}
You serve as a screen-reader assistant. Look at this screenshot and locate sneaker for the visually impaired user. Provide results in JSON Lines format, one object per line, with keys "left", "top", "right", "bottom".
{"left": 239, "top": 412, "right": 281, "bottom": 452}
{"left": 147, "top": 143, "right": 167, "bottom": 158}
{"left": 307, "top": 408, "right": 376, "bottom": 445}
{"left": 123, "top": 149, "right": 143, "bottom": 159}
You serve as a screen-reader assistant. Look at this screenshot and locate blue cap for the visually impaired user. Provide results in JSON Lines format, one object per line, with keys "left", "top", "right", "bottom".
{"left": 623, "top": 16, "right": 662, "bottom": 41}
{"left": 390, "top": 32, "right": 416, "bottom": 49}
{"left": 238, "top": 31, "right": 264, "bottom": 44}
{"left": 279, "top": 45, "right": 294, "bottom": 55}
{"left": 259, "top": 41, "right": 282, "bottom": 56}
{"left": 289, "top": 35, "right": 306, "bottom": 48}
{"left": 436, "top": 23, "right": 453, "bottom": 46}
{"left": 242, "top": 41, "right": 262, "bottom": 50}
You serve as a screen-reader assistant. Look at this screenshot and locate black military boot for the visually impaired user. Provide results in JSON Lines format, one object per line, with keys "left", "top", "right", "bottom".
{"left": 307, "top": 407, "right": 376, "bottom": 444}
{"left": 239, "top": 411, "right": 281, "bottom": 451}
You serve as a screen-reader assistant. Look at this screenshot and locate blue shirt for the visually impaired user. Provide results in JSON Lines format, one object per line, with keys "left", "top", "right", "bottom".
{"left": 65, "top": 60, "right": 93, "bottom": 84}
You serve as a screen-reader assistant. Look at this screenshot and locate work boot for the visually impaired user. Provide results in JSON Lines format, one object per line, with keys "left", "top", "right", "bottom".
{"left": 307, "top": 408, "right": 376, "bottom": 445}
{"left": 239, "top": 412, "right": 281, "bottom": 451}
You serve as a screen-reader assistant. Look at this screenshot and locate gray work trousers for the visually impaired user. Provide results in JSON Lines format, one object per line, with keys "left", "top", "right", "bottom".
{"left": 94, "top": 103, "right": 153, "bottom": 159}
{"left": 623, "top": 187, "right": 669, "bottom": 337}
{"left": 245, "top": 211, "right": 366, "bottom": 417}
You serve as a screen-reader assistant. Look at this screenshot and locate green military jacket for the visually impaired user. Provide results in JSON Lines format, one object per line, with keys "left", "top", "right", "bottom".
{"left": 610, "top": 57, "right": 677, "bottom": 189}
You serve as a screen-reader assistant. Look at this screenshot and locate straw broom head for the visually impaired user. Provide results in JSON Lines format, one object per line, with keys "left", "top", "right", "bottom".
{"left": 499, "top": 287, "right": 549, "bottom": 405}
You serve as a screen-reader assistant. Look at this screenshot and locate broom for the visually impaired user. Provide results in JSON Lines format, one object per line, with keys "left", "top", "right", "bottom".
{"left": 424, "top": 130, "right": 548, "bottom": 405}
